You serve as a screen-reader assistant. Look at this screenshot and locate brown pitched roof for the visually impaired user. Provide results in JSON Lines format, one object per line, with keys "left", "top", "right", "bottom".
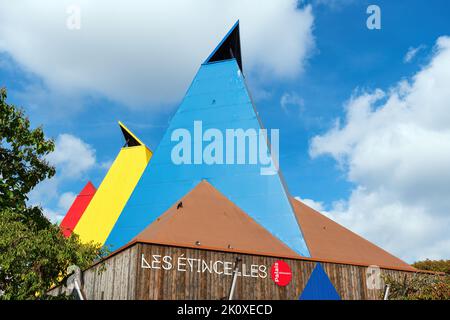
{"left": 131, "top": 180, "right": 414, "bottom": 271}
{"left": 133, "top": 180, "right": 300, "bottom": 258}
{"left": 291, "top": 197, "right": 416, "bottom": 271}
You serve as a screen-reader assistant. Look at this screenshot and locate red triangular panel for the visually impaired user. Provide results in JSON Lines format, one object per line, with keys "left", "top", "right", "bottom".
{"left": 60, "top": 181, "right": 96, "bottom": 237}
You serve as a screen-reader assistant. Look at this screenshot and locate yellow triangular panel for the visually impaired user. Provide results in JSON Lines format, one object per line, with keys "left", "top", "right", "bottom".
{"left": 73, "top": 123, "right": 152, "bottom": 246}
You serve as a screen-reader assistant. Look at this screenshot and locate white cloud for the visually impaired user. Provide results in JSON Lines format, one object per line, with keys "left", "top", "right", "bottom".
{"left": 404, "top": 45, "right": 426, "bottom": 63}
{"left": 42, "top": 192, "right": 77, "bottom": 223}
{"left": 0, "top": 0, "right": 314, "bottom": 109}
{"left": 28, "top": 134, "right": 96, "bottom": 222}
{"left": 42, "top": 207, "right": 63, "bottom": 224}
{"left": 280, "top": 92, "right": 305, "bottom": 114}
{"left": 310, "top": 36, "right": 450, "bottom": 262}
{"left": 99, "top": 159, "right": 113, "bottom": 171}
{"left": 47, "top": 134, "right": 96, "bottom": 179}
{"left": 295, "top": 196, "right": 325, "bottom": 212}
{"left": 58, "top": 192, "right": 77, "bottom": 212}
{"left": 28, "top": 177, "right": 60, "bottom": 208}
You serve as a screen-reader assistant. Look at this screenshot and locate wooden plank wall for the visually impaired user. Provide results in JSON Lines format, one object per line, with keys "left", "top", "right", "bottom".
{"left": 49, "top": 243, "right": 417, "bottom": 300}
{"left": 48, "top": 245, "right": 137, "bottom": 299}
{"left": 136, "top": 244, "right": 420, "bottom": 300}
{"left": 82, "top": 244, "right": 138, "bottom": 300}
{"left": 130, "top": 243, "right": 413, "bottom": 300}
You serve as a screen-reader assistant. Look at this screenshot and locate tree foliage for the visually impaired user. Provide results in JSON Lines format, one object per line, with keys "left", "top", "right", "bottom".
{"left": 0, "top": 208, "right": 105, "bottom": 299}
{"left": 0, "top": 88, "right": 54, "bottom": 212}
{"left": 383, "top": 273, "right": 450, "bottom": 300}
{"left": 0, "top": 87, "right": 106, "bottom": 299}
{"left": 412, "top": 259, "right": 450, "bottom": 274}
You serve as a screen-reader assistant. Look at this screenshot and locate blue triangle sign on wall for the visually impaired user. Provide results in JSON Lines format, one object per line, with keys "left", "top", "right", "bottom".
{"left": 299, "top": 263, "right": 341, "bottom": 300}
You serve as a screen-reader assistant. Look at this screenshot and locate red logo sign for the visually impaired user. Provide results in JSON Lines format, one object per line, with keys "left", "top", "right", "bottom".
{"left": 270, "top": 260, "right": 292, "bottom": 286}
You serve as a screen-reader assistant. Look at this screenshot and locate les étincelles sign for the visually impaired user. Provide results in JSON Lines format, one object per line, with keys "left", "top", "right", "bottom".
{"left": 141, "top": 254, "right": 292, "bottom": 286}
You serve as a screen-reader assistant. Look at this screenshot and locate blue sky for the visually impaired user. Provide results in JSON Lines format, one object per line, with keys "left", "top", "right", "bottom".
{"left": 268, "top": 0, "right": 450, "bottom": 203}
{"left": 1, "top": 0, "right": 449, "bottom": 262}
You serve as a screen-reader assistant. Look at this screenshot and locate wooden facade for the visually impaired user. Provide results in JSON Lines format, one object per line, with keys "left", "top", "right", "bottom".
{"left": 49, "top": 242, "right": 421, "bottom": 300}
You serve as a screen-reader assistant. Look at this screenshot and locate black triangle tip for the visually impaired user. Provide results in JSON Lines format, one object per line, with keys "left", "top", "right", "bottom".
{"left": 205, "top": 21, "right": 242, "bottom": 72}
{"left": 118, "top": 121, "right": 143, "bottom": 147}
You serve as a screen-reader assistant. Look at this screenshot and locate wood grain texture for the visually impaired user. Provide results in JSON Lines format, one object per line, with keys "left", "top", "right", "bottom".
{"left": 49, "top": 242, "right": 422, "bottom": 300}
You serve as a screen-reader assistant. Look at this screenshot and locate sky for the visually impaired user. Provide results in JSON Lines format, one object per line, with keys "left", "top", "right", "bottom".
{"left": 0, "top": 0, "right": 449, "bottom": 263}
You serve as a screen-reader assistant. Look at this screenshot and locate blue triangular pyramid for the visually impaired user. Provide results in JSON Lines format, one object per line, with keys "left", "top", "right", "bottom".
{"left": 105, "top": 23, "right": 310, "bottom": 257}
{"left": 299, "top": 263, "right": 341, "bottom": 300}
